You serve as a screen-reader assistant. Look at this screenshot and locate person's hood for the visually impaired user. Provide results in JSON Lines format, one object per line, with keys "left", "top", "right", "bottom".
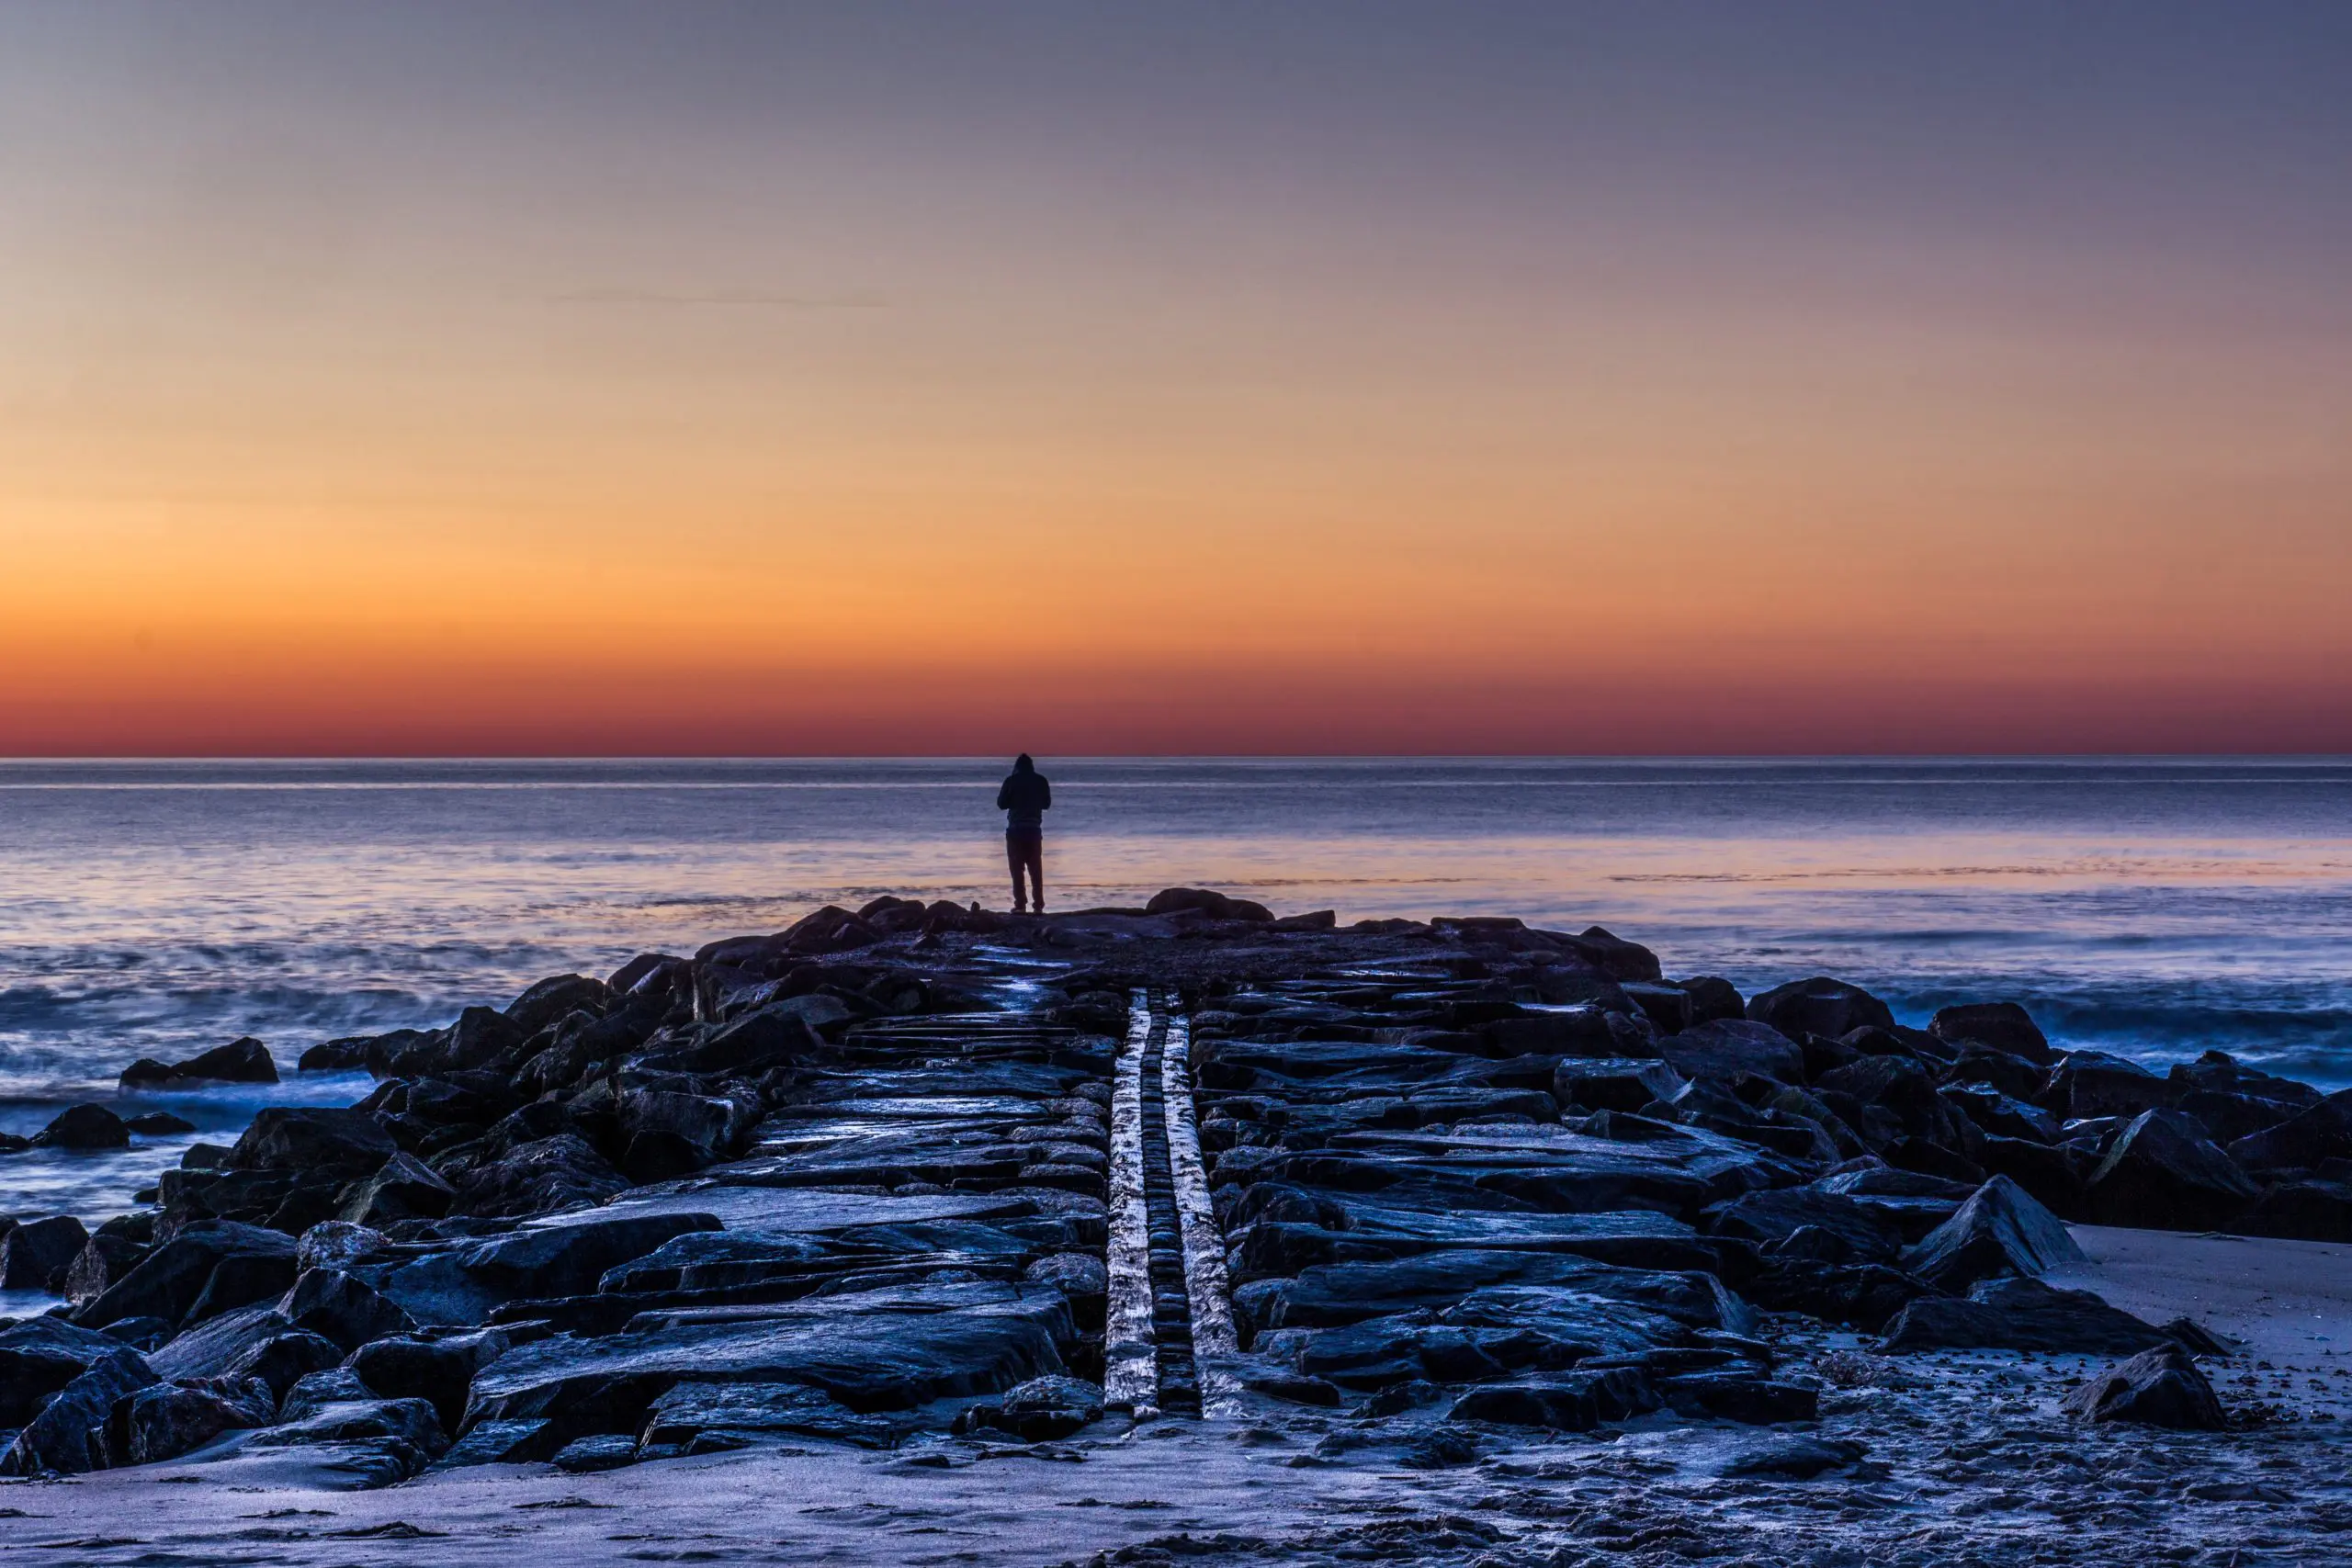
{"left": 1013, "top": 754, "right": 1035, "bottom": 773}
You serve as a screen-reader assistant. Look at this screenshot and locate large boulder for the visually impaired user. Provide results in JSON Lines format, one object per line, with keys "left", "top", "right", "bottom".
{"left": 1746, "top": 978, "right": 1894, "bottom": 1043}
{"left": 119, "top": 1037, "right": 278, "bottom": 1089}
{"left": 2234, "top": 1179, "right": 2352, "bottom": 1244}
{"left": 956, "top": 1373, "right": 1107, "bottom": 1441}
{"left": 224, "top": 1328, "right": 347, "bottom": 1401}
{"left": 33, "top": 1103, "right": 129, "bottom": 1149}
{"left": 1657, "top": 1020, "right": 1805, "bottom": 1086}
{"left": 1927, "top": 1003, "right": 2053, "bottom": 1066}
{"left": 62, "top": 1241, "right": 150, "bottom": 1316}
{"left": 2227, "top": 1089, "right": 2352, "bottom": 1176}
{"left": 107, "top": 1376, "right": 277, "bottom": 1464}
{"left": 637, "top": 1380, "right": 899, "bottom": 1452}
{"left": 2086, "top": 1110, "right": 2260, "bottom": 1232}
{"left": 0, "top": 1213, "right": 89, "bottom": 1291}
{"left": 1881, "top": 1276, "right": 2174, "bottom": 1355}
{"left": 353, "top": 1331, "right": 509, "bottom": 1434}
{"left": 0, "top": 1317, "right": 133, "bottom": 1427}
{"left": 73, "top": 1221, "right": 297, "bottom": 1330}
{"left": 506, "top": 974, "right": 613, "bottom": 1037}
{"left": 1675, "top": 977, "right": 1746, "bottom": 1026}
{"left": 227, "top": 1107, "right": 398, "bottom": 1178}
{"left": 448, "top": 1133, "right": 628, "bottom": 1218}
{"left": 0, "top": 1347, "right": 157, "bottom": 1474}
{"left": 2046, "top": 1053, "right": 2176, "bottom": 1122}
{"left": 2061, "top": 1345, "right": 2225, "bottom": 1429}
{"left": 1144, "top": 887, "right": 1274, "bottom": 922}
{"left": 279, "top": 1267, "right": 415, "bottom": 1351}
{"left": 1899, "top": 1176, "right": 2084, "bottom": 1291}
{"left": 1555, "top": 1058, "right": 1688, "bottom": 1114}
{"left": 338, "top": 1152, "right": 456, "bottom": 1227}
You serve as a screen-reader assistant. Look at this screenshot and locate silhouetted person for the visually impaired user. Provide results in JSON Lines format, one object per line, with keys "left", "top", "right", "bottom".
{"left": 997, "top": 754, "right": 1051, "bottom": 913}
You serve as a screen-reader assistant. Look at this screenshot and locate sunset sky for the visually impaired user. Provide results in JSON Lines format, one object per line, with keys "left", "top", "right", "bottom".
{"left": 4, "top": 3, "right": 2347, "bottom": 755}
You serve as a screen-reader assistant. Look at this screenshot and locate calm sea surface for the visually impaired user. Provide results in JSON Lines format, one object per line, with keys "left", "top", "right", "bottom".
{"left": 4, "top": 757, "right": 2349, "bottom": 1231}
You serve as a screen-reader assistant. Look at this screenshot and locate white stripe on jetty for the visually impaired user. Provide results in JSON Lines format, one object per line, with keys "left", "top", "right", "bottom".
{"left": 1159, "top": 1000, "right": 1243, "bottom": 1416}
{"left": 1102, "top": 988, "right": 1159, "bottom": 1413}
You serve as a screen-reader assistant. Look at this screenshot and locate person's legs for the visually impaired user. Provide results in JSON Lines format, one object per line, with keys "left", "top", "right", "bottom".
{"left": 1023, "top": 834, "right": 1045, "bottom": 913}
{"left": 1006, "top": 831, "right": 1031, "bottom": 911}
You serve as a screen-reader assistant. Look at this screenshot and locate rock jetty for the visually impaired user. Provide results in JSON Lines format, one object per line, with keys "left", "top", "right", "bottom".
{"left": 4, "top": 892, "right": 2346, "bottom": 1501}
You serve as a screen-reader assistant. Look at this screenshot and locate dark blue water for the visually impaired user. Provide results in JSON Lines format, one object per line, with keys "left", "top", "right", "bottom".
{"left": 3, "top": 757, "right": 2348, "bottom": 1226}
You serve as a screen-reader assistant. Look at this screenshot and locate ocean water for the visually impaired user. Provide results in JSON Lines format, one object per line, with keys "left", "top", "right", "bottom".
{"left": 3, "top": 756, "right": 2350, "bottom": 1232}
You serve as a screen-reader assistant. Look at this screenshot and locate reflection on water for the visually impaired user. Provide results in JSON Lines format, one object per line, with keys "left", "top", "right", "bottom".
{"left": 3, "top": 756, "right": 2349, "bottom": 1220}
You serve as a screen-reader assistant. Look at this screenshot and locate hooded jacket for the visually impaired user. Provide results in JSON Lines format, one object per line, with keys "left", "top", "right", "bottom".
{"left": 996, "top": 755, "right": 1051, "bottom": 831}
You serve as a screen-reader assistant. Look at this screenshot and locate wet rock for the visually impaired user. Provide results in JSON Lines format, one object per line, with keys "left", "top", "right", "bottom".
{"left": 1657, "top": 1371, "right": 1818, "bottom": 1424}
{"left": 1241, "top": 1371, "right": 1342, "bottom": 1406}
{"left": 1972, "top": 1134, "right": 2086, "bottom": 1219}
{"left": 1446, "top": 1368, "right": 1659, "bottom": 1430}
{"left": 277, "top": 1368, "right": 369, "bottom": 1421}
{"left": 1736, "top": 1259, "right": 1930, "bottom": 1331}
{"left": 2061, "top": 1344, "right": 2225, "bottom": 1429}
{"left": 297, "top": 1220, "right": 391, "bottom": 1274}
{"left": 1554, "top": 1058, "right": 1688, "bottom": 1114}
{"left": 124, "top": 1111, "right": 198, "bottom": 1135}
{"left": 506, "top": 974, "right": 613, "bottom": 1037}
{"left": 0, "top": 1317, "right": 133, "bottom": 1427}
{"left": 1, "top": 1213, "right": 89, "bottom": 1291}
{"left": 1942, "top": 1085, "right": 2060, "bottom": 1144}
{"left": 339, "top": 1152, "right": 457, "bottom": 1226}
{"left": 466, "top": 1280, "right": 1071, "bottom": 1444}
{"left": 107, "top": 1376, "right": 276, "bottom": 1464}
{"left": 1928, "top": 1003, "right": 2053, "bottom": 1066}
{"left": 957, "top": 1373, "right": 1105, "bottom": 1439}
{"left": 2086, "top": 1109, "right": 2260, "bottom": 1231}
{"left": 280, "top": 1267, "right": 416, "bottom": 1350}
{"left": 2176, "top": 1089, "right": 2301, "bottom": 1146}
{"left": 1899, "top": 1176, "right": 2084, "bottom": 1290}
{"left": 1723, "top": 1435, "right": 1868, "bottom": 1479}
{"left": 459, "top": 1211, "right": 720, "bottom": 1303}
{"left": 1241, "top": 1251, "right": 1738, "bottom": 1337}
{"left": 1546, "top": 926, "right": 1662, "bottom": 983}
{"left": 2235, "top": 1179, "right": 2352, "bottom": 1243}
{"left": 2227, "top": 1088, "right": 2352, "bottom": 1176}
{"left": 1881, "top": 1276, "right": 2172, "bottom": 1354}
{"left": 1675, "top": 976, "right": 1746, "bottom": 1026}
{"left": 0, "top": 1348, "right": 158, "bottom": 1474}
{"left": 224, "top": 1328, "right": 347, "bottom": 1401}
{"left": 552, "top": 1432, "right": 640, "bottom": 1471}
{"left": 74, "top": 1221, "right": 297, "bottom": 1329}
{"left": 436, "top": 1416, "right": 565, "bottom": 1466}
{"left": 448, "top": 1133, "right": 628, "bottom": 1218}
{"left": 639, "top": 1380, "right": 899, "bottom": 1452}
{"left": 229, "top": 1108, "right": 399, "bottom": 1178}
{"left": 1746, "top": 977, "right": 1894, "bottom": 1043}
{"left": 1943, "top": 1043, "right": 2052, "bottom": 1103}
{"left": 119, "top": 1037, "right": 278, "bottom": 1089}
{"left": 2047, "top": 1053, "right": 2176, "bottom": 1122}
{"left": 1620, "top": 981, "right": 1696, "bottom": 1034}
{"left": 353, "top": 1333, "right": 507, "bottom": 1433}
{"left": 1706, "top": 1189, "right": 1903, "bottom": 1262}
{"left": 148, "top": 1302, "right": 289, "bottom": 1381}
{"left": 1657, "top": 1020, "right": 1804, "bottom": 1086}
{"left": 34, "top": 1103, "right": 130, "bottom": 1149}
{"left": 1146, "top": 887, "right": 1275, "bottom": 922}
{"left": 1025, "top": 1252, "right": 1109, "bottom": 1331}
{"left": 249, "top": 1394, "right": 448, "bottom": 1472}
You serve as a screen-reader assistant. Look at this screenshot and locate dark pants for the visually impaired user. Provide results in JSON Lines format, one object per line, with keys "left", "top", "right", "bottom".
{"left": 1007, "top": 829, "right": 1044, "bottom": 911}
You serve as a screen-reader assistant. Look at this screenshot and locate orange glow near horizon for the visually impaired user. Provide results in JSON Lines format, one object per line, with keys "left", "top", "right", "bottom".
{"left": 5, "top": 7, "right": 2349, "bottom": 756}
